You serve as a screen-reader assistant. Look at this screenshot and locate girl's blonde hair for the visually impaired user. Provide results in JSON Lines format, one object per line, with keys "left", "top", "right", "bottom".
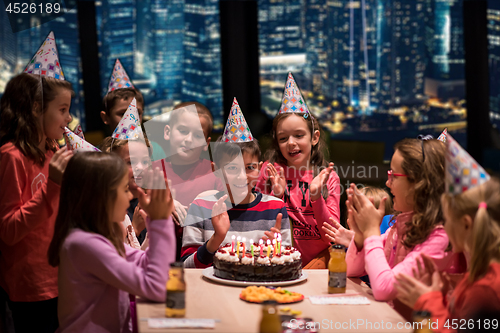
{"left": 441, "top": 178, "right": 500, "bottom": 282}
{"left": 0, "top": 73, "right": 74, "bottom": 165}
{"left": 393, "top": 138, "right": 446, "bottom": 248}
{"left": 361, "top": 186, "right": 393, "bottom": 215}
{"left": 100, "top": 137, "right": 128, "bottom": 153}
{"left": 48, "top": 152, "right": 128, "bottom": 266}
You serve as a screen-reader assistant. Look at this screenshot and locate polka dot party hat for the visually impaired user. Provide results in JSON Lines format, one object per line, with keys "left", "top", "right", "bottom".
{"left": 107, "top": 59, "right": 134, "bottom": 92}
{"left": 445, "top": 133, "right": 490, "bottom": 195}
{"left": 278, "top": 72, "right": 309, "bottom": 115}
{"left": 24, "top": 31, "right": 64, "bottom": 80}
{"left": 112, "top": 98, "right": 142, "bottom": 140}
{"left": 64, "top": 127, "right": 100, "bottom": 153}
{"left": 221, "top": 98, "right": 253, "bottom": 143}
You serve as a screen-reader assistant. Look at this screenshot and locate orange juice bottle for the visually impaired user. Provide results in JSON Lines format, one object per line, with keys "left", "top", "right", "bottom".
{"left": 165, "top": 262, "right": 186, "bottom": 317}
{"left": 328, "top": 244, "right": 346, "bottom": 293}
{"left": 259, "top": 300, "right": 281, "bottom": 333}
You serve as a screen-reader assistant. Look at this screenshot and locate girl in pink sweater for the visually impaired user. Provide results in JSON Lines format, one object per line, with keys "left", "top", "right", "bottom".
{"left": 47, "top": 152, "right": 176, "bottom": 332}
{"left": 344, "top": 138, "right": 463, "bottom": 318}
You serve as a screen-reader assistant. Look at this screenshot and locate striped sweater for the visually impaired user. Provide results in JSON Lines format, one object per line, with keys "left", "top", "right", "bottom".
{"left": 181, "top": 191, "right": 291, "bottom": 268}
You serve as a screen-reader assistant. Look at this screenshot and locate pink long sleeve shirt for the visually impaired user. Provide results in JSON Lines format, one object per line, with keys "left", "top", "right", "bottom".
{"left": 346, "top": 212, "right": 462, "bottom": 302}
{"left": 57, "top": 217, "right": 175, "bottom": 333}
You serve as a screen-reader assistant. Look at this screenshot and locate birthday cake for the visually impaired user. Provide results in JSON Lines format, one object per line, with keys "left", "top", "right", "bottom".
{"left": 213, "top": 243, "right": 302, "bottom": 282}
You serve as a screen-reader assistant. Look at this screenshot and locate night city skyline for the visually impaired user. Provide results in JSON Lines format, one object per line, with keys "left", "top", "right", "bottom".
{"left": 0, "top": 0, "right": 499, "bottom": 151}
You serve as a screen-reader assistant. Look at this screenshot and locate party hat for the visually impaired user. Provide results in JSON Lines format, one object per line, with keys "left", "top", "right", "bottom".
{"left": 73, "top": 124, "right": 84, "bottom": 140}
{"left": 221, "top": 98, "right": 253, "bottom": 143}
{"left": 278, "top": 72, "right": 309, "bottom": 115}
{"left": 24, "top": 31, "right": 64, "bottom": 80}
{"left": 445, "top": 133, "right": 490, "bottom": 195}
{"left": 112, "top": 98, "right": 142, "bottom": 140}
{"left": 107, "top": 59, "right": 134, "bottom": 92}
{"left": 437, "top": 128, "right": 447, "bottom": 143}
{"left": 64, "top": 128, "right": 100, "bottom": 153}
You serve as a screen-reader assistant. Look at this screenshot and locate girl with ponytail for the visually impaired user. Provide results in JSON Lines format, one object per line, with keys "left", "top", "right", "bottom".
{"left": 396, "top": 178, "right": 500, "bottom": 331}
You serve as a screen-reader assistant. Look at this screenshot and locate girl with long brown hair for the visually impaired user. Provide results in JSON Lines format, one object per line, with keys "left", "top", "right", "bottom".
{"left": 0, "top": 73, "right": 73, "bottom": 332}
{"left": 344, "top": 138, "right": 463, "bottom": 316}
{"left": 255, "top": 73, "right": 340, "bottom": 268}
{"left": 47, "top": 152, "right": 176, "bottom": 332}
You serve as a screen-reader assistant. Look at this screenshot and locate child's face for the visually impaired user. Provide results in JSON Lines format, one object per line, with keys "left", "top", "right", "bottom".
{"left": 164, "top": 111, "right": 210, "bottom": 165}
{"left": 110, "top": 171, "right": 133, "bottom": 223}
{"left": 128, "top": 140, "right": 152, "bottom": 189}
{"left": 102, "top": 97, "right": 143, "bottom": 131}
{"left": 42, "top": 88, "right": 72, "bottom": 140}
{"left": 386, "top": 149, "right": 414, "bottom": 212}
{"left": 218, "top": 152, "right": 260, "bottom": 204}
{"left": 276, "top": 114, "right": 319, "bottom": 168}
{"left": 443, "top": 203, "right": 470, "bottom": 253}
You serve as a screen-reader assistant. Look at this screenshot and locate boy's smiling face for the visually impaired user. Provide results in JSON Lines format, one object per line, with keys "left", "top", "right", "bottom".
{"left": 164, "top": 110, "right": 211, "bottom": 165}
{"left": 218, "top": 152, "right": 260, "bottom": 205}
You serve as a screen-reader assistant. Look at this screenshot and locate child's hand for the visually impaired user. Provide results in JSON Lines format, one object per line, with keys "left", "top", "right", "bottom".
{"left": 132, "top": 206, "right": 147, "bottom": 234}
{"left": 322, "top": 218, "right": 354, "bottom": 247}
{"left": 347, "top": 183, "right": 385, "bottom": 239}
{"left": 262, "top": 213, "right": 282, "bottom": 241}
{"left": 267, "top": 164, "right": 286, "bottom": 198}
{"left": 395, "top": 262, "right": 444, "bottom": 309}
{"left": 172, "top": 200, "right": 188, "bottom": 227}
{"left": 136, "top": 168, "right": 174, "bottom": 221}
{"left": 49, "top": 146, "right": 73, "bottom": 185}
{"left": 310, "top": 162, "right": 334, "bottom": 201}
{"left": 207, "top": 195, "right": 230, "bottom": 253}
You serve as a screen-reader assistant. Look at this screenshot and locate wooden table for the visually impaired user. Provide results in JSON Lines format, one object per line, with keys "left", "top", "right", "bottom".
{"left": 137, "top": 269, "right": 412, "bottom": 332}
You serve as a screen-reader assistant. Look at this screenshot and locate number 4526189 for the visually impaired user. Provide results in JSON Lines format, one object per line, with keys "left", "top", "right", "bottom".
{"left": 444, "top": 319, "right": 498, "bottom": 330}
{"left": 5, "top": 3, "right": 61, "bottom": 14}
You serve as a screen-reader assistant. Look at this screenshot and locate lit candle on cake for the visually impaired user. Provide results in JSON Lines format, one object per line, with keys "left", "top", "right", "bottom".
{"left": 277, "top": 233, "right": 282, "bottom": 253}
{"left": 231, "top": 235, "right": 235, "bottom": 253}
{"left": 259, "top": 239, "right": 263, "bottom": 256}
{"left": 250, "top": 239, "right": 254, "bottom": 257}
{"left": 241, "top": 237, "right": 246, "bottom": 256}
{"left": 272, "top": 239, "right": 277, "bottom": 255}
{"left": 236, "top": 236, "right": 241, "bottom": 257}
{"left": 267, "top": 239, "right": 271, "bottom": 257}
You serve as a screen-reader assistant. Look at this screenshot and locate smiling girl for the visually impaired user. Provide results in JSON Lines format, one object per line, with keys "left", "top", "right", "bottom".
{"left": 0, "top": 73, "right": 74, "bottom": 332}
{"left": 344, "top": 138, "right": 464, "bottom": 318}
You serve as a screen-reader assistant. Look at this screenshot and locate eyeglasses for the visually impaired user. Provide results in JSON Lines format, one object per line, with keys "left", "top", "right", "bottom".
{"left": 387, "top": 170, "right": 408, "bottom": 183}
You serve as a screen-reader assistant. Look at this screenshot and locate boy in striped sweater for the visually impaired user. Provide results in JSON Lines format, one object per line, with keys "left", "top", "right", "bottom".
{"left": 181, "top": 99, "right": 291, "bottom": 268}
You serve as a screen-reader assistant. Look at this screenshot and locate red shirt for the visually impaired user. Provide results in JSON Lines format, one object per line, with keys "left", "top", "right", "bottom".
{"left": 415, "top": 262, "right": 500, "bottom": 332}
{"left": 0, "top": 143, "right": 60, "bottom": 301}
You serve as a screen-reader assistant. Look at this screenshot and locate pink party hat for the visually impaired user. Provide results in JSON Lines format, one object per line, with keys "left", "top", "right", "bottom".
{"left": 278, "top": 72, "right": 309, "bottom": 115}
{"left": 24, "top": 31, "right": 64, "bottom": 80}
{"left": 221, "top": 98, "right": 253, "bottom": 143}
{"left": 73, "top": 124, "right": 84, "bottom": 140}
{"left": 112, "top": 98, "right": 142, "bottom": 140}
{"left": 107, "top": 59, "right": 134, "bottom": 92}
{"left": 64, "top": 128, "right": 100, "bottom": 153}
{"left": 437, "top": 128, "right": 447, "bottom": 143}
{"left": 445, "top": 133, "right": 490, "bottom": 195}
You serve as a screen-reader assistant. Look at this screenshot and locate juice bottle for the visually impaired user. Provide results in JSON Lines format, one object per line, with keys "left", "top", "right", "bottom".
{"left": 412, "top": 310, "right": 433, "bottom": 333}
{"left": 259, "top": 300, "right": 281, "bottom": 333}
{"left": 165, "top": 262, "right": 186, "bottom": 317}
{"left": 328, "top": 244, "right": 346, "bottom": 294}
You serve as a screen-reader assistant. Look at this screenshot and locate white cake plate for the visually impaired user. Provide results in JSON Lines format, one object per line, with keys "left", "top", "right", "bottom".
{"left": 201, "top": 266, "right": 308, "bottom": 287}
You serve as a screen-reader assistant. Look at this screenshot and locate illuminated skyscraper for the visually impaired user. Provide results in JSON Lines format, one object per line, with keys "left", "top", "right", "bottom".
{"left": 182, "top": 0, "right": 223, "bottom": 120}
{"left": 488, "top": 0, "right": 500, "bottom": 129}
{"left": 326, "top": 0, "right": 378, "bottom": 112}
{"left": 303, "top": 0, "right": 328, "bottom": 95}
{"left": 426, "top": 0, "right": 465, "bottom": 81}
{"left": 258, "top": 0, "right": 302, "bottom": 57}
{"left": 97, "top": 0, "right": 136, "bottom": 96}
{"left": 150, "top": 0, "right": 184, "bottom": 101}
